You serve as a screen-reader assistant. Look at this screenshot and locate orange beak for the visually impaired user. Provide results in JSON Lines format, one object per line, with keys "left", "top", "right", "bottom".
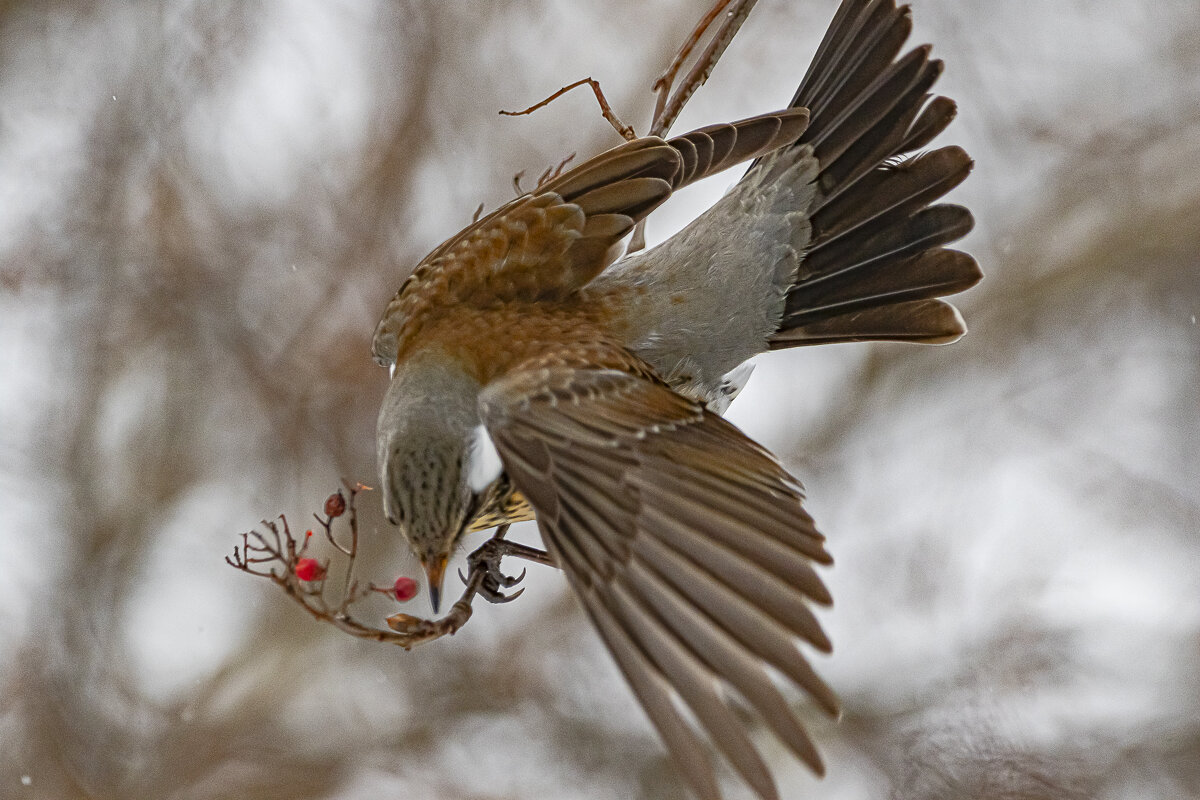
{"left": 422, "top": 554, "right": 448, "bottom": 614}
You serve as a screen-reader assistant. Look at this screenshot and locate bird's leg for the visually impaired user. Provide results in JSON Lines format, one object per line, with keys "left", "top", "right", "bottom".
{"left": 458, "top": 525, "right": 557, "bottom": 604}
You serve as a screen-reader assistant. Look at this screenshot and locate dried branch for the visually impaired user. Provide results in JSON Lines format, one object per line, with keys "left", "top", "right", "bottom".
{"left": 628, "top": 0, "right": 759, "bottom": 253}
{"left": 537, "top": 152, "right": 576, "bottom": 189}
{"left": 649, "top": 0, "right": 733, "bottom": 132}
{"left": 500, "top": 77, "right": 636, "bottom": 141}
{"left": 491, "top": 3, "right": 757, "bottom": 252}
{"left": 226, "top": 486, "right": 538, "bottom": 650}
{"left": 650, "top": 0, "right": 758, "bottom": 138}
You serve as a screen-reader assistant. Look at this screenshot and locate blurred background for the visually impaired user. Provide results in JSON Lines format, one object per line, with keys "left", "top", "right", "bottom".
{"left": 2, "top": 1, "right": 1198, "bottom": 798}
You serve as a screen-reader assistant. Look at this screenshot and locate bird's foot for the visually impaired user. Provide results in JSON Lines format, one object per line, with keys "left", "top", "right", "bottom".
{"left": 459, "top": 534, "right": 556, "bottom": 605}
{"left": 387, "top": 526, "right": 557, "bottom": 643}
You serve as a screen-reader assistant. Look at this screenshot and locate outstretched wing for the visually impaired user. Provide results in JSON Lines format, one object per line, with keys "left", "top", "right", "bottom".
{"left": 372, "top": 110, "right": 809, "bottom": 367}
{"left": 478, "top": 354, "right": 837, "bottom": 800}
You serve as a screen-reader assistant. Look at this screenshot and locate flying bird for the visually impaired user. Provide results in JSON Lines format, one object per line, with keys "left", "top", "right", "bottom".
{"left": 372, "top": 0, "right": 980, "bottom": 797}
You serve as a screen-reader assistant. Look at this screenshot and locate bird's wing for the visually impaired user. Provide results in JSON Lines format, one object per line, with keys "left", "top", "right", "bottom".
{"left": 372, "top": 111, "right": 809, "bottom": 367}
{"left": 478, "top": 352, "right": 837, "bottom": 800}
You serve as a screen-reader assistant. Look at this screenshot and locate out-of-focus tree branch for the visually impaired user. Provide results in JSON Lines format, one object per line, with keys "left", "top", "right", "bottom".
{"left": 2, "top": 2, "right": 1198, "bottom": 799}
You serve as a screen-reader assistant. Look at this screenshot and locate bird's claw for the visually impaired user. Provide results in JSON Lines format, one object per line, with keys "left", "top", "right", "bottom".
{"left": 458, "top": 564, "right": 526, "bottom": 603}
{"left": 478, "top": 563, "right": 528, "bottom": 604}
{"left": 458, "top": 564, "right": 524, "bottom": 586}
{"left": 455, "top": 529, "right": 553, "bottom": 606}
{"left": 481, "top": 583, "right": 526, "bottom": 604}
{"left": 500, "top": 566, "right": 527, "bottom": 588}
{"left": 463, "top": 541, "right": 531, "bottom": 604}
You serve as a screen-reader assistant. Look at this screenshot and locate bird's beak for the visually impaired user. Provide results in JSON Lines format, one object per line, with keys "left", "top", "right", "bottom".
{"left": 422, "top": 554, "right": 448, "bottom": 614}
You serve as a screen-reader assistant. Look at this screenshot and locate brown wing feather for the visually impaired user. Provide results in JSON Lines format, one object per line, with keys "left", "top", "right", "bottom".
{"left": 671, "top": 109, "right": 809, "bottom": 188}
{"left": 373, "top": 112, "right": 811, "bottom": 367}
{"left": 479, "top": 356, "right": 837, "bottom": 799}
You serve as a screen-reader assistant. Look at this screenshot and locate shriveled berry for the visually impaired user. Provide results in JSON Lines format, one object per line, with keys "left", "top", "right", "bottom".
{"left": 393, "top": 576, "right": 418, "bottom": 602}
{"left": 295, "top": 557, "right": 326, "bottom": 582}
{"left": 324, "top": 492, "right": 346, "bottom": 518}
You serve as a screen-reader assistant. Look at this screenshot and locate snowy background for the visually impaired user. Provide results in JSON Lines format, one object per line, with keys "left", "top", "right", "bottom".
{"left": 2, "top": 1, "right": 1198, "bottom": 798}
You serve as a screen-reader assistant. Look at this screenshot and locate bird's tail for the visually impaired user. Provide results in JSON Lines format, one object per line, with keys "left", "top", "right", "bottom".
{"left": 766, "top": 0, "right": 982, "bottom": 348}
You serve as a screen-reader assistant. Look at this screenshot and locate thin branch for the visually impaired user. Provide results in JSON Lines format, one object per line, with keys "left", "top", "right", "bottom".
{"left": 651, "top": 0, "right": 759, "bottom": 138}
{"left": 227, "top": 488, "right": 535, "bottom": 650}
{"left": 537, "top": 152, "right": 576, "bottom": 190}
{"left": 627, "top": 0, "right": 759, "bottom": 254}
{"left": 500, "top": 77, "right": 636, "bottom": 141}
{"left": 649, "top": 0, "right": 736, "bottom": 130}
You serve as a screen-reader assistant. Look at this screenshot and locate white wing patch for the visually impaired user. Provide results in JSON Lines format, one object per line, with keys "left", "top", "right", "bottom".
{"left": 467, "top": 424, "right": 504, "bottom": 492}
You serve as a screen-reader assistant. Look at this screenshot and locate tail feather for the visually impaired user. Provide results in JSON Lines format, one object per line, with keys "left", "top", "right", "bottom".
{"left": 809, "top": 146, "right": 973, "bottom": 251}
{"left": 796, "top": 1, "right": 912, "bottom": 124}
{"left": 899, "top": 95, "right": 959, "bottom": 153}
{"left": 814, "top": 59, "right": 943, "bottom": 200}
{"left": 810, "top": 200, "right": 970, "bottom": 268}
{"left": 808, "top": 47, "right": 934, "bottom": 163}
{"left": 771, "top": 298, "right": 967, "bottom": 347}
{"left": 785, "top": 248, "right": 978, "bottom": 322}
{"left": 767, "top": 0, "right": 981, "bottom": 350}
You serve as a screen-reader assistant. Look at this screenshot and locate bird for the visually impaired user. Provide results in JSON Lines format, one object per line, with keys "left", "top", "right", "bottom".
{"left": 371, "top": 0, "right": 980, "bottom": 798}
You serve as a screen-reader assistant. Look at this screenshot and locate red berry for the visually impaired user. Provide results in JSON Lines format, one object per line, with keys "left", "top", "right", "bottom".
{"left": 295, "top": 558, "right": 325, "bottom": 582}
{"left": 393, "top": 576, "right": 418, "bottom": 602}
{"left": 324, "top": 492, "right": 346, "bottom": 518}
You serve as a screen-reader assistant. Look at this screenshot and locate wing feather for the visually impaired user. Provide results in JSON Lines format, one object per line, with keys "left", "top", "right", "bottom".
{"left": 578, "top": 585, "right": 723, "bottom": 800}
{"left": 637, "top": 504, "right": 832, "bottom": 649}
{"left": 624, "top": 559, "right": 826, "bottom": 773}
{"left": 374, "top": 107, "right": 815, "bottom": 368}
{"left": 606, "top": 579, "right": 780, "bottom": 800}
{"left": 480, "top": 358, "right": 838, "bottom": 799}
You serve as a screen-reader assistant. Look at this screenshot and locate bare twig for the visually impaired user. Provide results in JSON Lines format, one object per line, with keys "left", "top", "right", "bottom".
{"left": 227, "top": 489, "right": 535, "bottom": 650}
{"left": 500, "top": 77, "right": 636, "bottom": 141}
{"left": 649, "top": 0, "right": 736, "bottom": 130}
{"left": 628, "top": 0, "right": 759, "bottom": 254}
{"left": 495, "top": 3, "right": 758, "bottom": 251}
{"left": 537, "top": 152, "right": 576, "bottom": 189}
{"left": 651, "top": 0, "right": 758, "bottom": 138}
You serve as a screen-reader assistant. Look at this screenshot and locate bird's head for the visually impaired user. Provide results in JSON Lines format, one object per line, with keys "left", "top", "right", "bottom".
{"left": 376, "top": 351, "right": 501, "bottom": 611}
